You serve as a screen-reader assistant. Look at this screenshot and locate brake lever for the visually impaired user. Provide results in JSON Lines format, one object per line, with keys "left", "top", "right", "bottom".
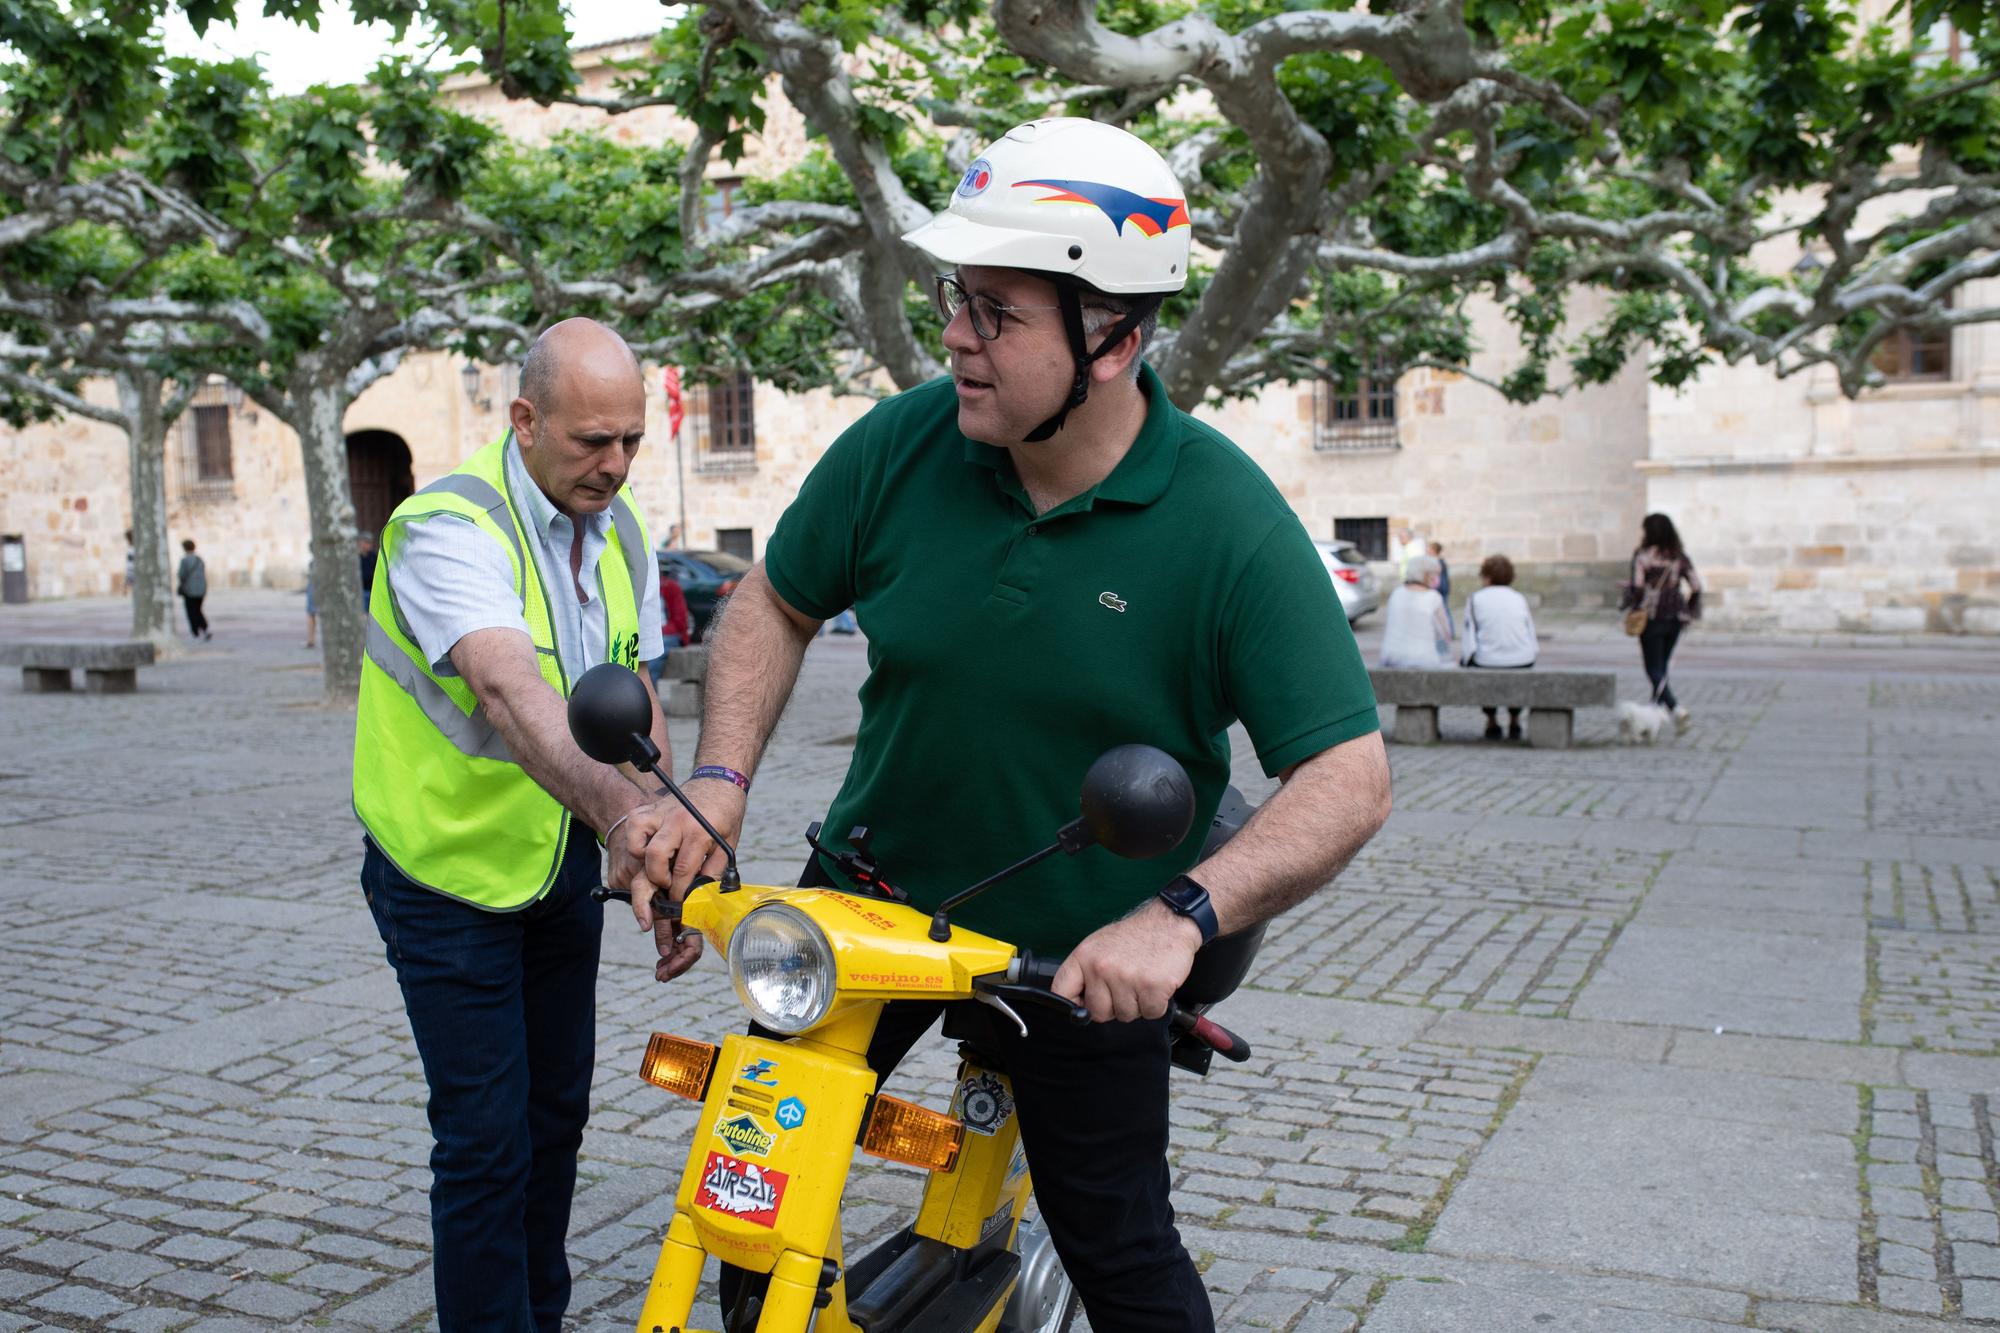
{"left": 972, "top": 988, "right": 1028, "bottom": 1039}
{"left": 973, "top": 976, "right": 1090, "bottom": 1026}
{"left": 590, "top": 886, "right": 691, "bottom": 941}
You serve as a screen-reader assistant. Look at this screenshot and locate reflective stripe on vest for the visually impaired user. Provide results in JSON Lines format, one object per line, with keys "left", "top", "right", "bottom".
{"left": 351, "top": 435, "right": 650, "bottom": 910}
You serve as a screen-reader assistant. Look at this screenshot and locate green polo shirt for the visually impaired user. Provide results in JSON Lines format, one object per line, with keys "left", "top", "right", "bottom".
{"left": 764, "top": 363, "right": 1378, "bottom": 956}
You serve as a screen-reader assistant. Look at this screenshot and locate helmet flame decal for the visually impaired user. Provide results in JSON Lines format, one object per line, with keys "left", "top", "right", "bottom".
{"left": 1014, "top": 178, "right": 1190, "bottom": 237}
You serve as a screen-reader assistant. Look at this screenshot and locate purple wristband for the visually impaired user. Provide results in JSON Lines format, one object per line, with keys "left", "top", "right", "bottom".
{"left": 688, "top": 764, "right": 751, "bottom": 793}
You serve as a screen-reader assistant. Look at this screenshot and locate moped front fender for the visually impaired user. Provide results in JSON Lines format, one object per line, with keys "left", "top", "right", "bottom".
{"left": 634, "top": 1030, "right": 878, "bottom": 1332}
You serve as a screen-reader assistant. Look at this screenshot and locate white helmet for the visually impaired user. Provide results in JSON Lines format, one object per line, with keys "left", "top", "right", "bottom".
{"left": 903, "top": 118, "right": 1190, "bottom": 296}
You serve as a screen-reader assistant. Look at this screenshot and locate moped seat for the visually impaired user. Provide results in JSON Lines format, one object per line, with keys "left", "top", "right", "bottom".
{"left": 1173, "top": 919, "right": 1267, "bottom": 1009}
{"left": 1173, "top": 784, "right": 1266, "bottom": 1009}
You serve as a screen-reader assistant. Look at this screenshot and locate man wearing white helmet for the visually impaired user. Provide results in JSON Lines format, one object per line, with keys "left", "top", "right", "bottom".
{"left": 634, "top": 118, "right": 1390, "bottom": 1329}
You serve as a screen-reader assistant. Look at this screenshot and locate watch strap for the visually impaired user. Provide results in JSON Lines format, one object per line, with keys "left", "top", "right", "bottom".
{"left": 1158, "top": 873, "right": 1219, "bottom": 945}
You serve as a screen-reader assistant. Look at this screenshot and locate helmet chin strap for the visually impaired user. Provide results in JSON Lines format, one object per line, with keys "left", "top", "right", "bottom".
{"left": 1023, "top": 282, "right": 1157, "bottom": 443}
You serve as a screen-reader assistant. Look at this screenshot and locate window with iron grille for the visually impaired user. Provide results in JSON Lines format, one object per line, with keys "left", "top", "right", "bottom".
{"left": 175, "top": 380, "right": 238, "bottom": 500}
{"left": 1312, "top": 362, "right": 1400, "bottom": 452}
{"left": 194, "top": 407, "right": 232, "bottom": 480}
{"left": 1334, "top": 518, "right": 1390, "bottom": 562}
{"left": 693, "top": 370, "right": 757, "bottom": 472}
{"left": 1871, "top": 296, "right": 1954, "bottom": 382}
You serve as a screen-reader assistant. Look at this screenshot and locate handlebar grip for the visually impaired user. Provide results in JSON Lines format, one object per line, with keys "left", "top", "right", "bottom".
{"left": 589, "top": 886, "right": 678, "bottom": 918}
{"left": 1169, "top": 1006, "right": 1252, "bottom": 1062}
{"left": 1015, "top": 952, "right": 1063, "bottom": 989}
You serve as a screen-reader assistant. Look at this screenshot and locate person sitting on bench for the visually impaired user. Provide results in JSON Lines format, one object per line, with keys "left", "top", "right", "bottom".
{"left": 1379, "top": 553, "right": 1454, "bottom": 670}
{"left": 1460, "top": 554, "right": 1538, "bottom": 740}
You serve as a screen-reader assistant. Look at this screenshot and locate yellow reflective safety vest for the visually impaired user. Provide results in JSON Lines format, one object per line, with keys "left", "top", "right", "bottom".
{"left": 352, "top": 435, "right": 651, "bottom": 910}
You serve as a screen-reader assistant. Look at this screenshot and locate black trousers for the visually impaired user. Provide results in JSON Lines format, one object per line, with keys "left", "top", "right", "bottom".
{"left": 721, "top": 866, "right": 1212, "bottom": 1332}
{"left": 182, "top": 595, "right": 208, "bottom": 637}
{"left": 1640, "top": 618, "right": 1682, "bottom": 708}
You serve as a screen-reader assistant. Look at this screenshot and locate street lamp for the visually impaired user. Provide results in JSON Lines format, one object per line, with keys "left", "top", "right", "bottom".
{"left": 460, "top": 361, "right": 485, "bottom": 407}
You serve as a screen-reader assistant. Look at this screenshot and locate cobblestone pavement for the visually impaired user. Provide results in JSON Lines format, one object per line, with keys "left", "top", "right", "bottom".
{"left": 4, "top": 591, "right": 2000, "bottom": 1331}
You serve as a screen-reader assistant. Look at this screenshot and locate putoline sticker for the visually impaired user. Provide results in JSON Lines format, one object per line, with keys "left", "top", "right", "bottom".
{"left": 715, "top": 1113, "right": 776, "bottom": 1158}
{"left": 696, "top": 1153, "right": 787, "bottom": 1228}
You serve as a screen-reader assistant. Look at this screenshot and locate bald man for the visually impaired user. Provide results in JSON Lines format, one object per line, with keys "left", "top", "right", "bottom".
{"left": 353, "top": 319, "right": 691, "bottom": 1332}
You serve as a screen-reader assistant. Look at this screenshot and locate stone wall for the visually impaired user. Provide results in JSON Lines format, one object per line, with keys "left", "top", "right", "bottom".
{"left": 1641, "top": 277, "right": 2000, "bottom": 633}
{"left": 1196, "top": 291, "right": 1652, "bottom": 603}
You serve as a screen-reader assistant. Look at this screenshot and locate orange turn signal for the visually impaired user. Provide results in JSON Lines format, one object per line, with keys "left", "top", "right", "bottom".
{"left": 640, "top": 1033, "right": 717, "bottom": 1100}
{"left": 860, "top": 1095, "right": 963, "bottom": 1172}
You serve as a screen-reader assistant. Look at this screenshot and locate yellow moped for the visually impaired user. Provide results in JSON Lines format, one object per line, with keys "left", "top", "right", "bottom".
{"left": 570, "top": 664, "right": 1263, "bottom": 1333}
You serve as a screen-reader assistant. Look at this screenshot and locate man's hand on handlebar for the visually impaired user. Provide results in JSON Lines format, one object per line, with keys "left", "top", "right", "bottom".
{"left": 651, "top": 913, "right": 703, "bottom": 982}
{"left": 605, "top": 805, "right": 705, "bottom": 981}
{"left": 606, "top": 803, "right": 669, "bottom": 928}
{"left": 642, "top": 780, "right": 746, "bottom": 901}
{"left": 1052, "top": 901, "right": 1203, "bottom": 1024}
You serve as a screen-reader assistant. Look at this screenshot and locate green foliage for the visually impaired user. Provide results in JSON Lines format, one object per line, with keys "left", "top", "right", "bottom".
{"left": 0, "top": 2, "right": 163, "bottom": 172}
{"left": 137, "top": 57, "right": 265, "bottom": 207}
{"left": 4, "top": 0, "right": 1996, "bottom": 422}
{"left": 368, "top": 63, "right": 497, "bottom": 200}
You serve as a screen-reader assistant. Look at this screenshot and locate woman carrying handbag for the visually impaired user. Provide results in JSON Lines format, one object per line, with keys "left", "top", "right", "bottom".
{"left": 1621, "top": 513, "right": 1702, "bottom": 732}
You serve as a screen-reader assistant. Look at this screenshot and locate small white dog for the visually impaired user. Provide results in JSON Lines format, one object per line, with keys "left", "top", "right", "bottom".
{"left": 1615, "top": 700, "right": 1671, "bottom": 744}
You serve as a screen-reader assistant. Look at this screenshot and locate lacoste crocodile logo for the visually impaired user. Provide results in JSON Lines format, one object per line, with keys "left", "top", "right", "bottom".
{"left": 1099, "top": 591, "right": 1127, "bottom": 613}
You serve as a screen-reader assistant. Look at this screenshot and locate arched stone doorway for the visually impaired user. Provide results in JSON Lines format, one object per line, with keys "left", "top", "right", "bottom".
{"left": 346, "top": 430, "right": 414, "bottom": 539}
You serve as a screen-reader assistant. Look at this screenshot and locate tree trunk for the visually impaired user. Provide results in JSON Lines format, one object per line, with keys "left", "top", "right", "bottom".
{"left": 291, "top": 378, "right": 364, "bottom": 702}
{"left": 113, "top": 368, "right": 178, "bottom": 652}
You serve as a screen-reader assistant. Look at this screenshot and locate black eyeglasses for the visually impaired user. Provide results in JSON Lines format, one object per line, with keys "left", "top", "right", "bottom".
{"left": 932, "top": 274, "right": 1061, "bottom": 341}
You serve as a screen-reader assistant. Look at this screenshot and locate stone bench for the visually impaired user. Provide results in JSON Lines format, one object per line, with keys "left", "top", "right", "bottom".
{"left": 1368, "top": 667, "right": 1615, "bottom": 749}
{"left": 0, "top": 640, "right": 158, "bottom": 694}
{"left": 660, "top": 643, "right": 707, "bottom": 719}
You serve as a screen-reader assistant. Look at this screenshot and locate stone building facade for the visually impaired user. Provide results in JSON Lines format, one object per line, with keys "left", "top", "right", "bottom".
{"left": 3, "top": 30, "right": 1994, "bottom": 633}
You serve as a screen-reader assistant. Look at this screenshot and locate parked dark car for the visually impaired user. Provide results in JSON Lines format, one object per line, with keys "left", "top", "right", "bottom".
{"left": 657, "top": 548, "right": 752, "bottom": 642}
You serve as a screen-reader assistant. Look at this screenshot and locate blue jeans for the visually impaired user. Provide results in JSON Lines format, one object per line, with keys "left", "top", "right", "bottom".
{"left": 362, "top": 834, "right": 604, "bottom": 1333}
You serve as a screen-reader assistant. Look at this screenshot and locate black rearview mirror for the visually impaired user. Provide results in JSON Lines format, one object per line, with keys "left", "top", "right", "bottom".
{"left": 567, "top": 662, "right": 654, "bottom": 766}
{"left": 1076, "top": 744, "right": 1196, "bottom": 860}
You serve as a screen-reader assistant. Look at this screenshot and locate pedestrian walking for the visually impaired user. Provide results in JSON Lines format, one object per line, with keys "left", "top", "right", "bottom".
{"left": 1379, "top": 553, "right": 1454, "bottom": 669}
{"left": 304, "top": 559, "right": 317, "bottom": 648}
{"left": 351, "top": 318, "right": 683, "bottom": 1333}
{"left": 175, "top": 539, "right": 210, "bottom": 640}
{"left": 1394, "top": 524, "right": 1426, "bottom": 581}
{"left": 1622, "top": 512, "right": 1702, "bottom": 732}
{"left": 357, "top": 531, "right": 378, "bottom": 613}
{"left": 1461, "top": 554, "right": 1538, "bottom": 740}
{"left": 1428, "top": 539, "right": 1453, "bottom": 636}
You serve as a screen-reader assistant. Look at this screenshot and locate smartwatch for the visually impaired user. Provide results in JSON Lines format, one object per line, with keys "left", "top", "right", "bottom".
{"left": 1157, "top": 873, "right": 1219, "bottom": 945}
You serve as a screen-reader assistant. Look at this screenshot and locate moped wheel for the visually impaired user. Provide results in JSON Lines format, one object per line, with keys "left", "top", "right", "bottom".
{"left": 1002, "top": 1215, "right": 1080, "bottom": 1333}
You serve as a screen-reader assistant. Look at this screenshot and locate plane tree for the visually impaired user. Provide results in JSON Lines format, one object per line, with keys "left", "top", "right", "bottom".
{"left": 436, "top": 0, "right": 2000, "bottom": 404}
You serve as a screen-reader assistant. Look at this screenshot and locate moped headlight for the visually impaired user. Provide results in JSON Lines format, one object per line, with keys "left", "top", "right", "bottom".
{"left": 729, "top": 904, "right": 836, "bottom": 1034}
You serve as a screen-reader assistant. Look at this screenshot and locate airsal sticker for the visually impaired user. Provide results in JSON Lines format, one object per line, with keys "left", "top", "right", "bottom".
{"left": 696, "top": 1153, "right": 787, "bottom": 1228}
{"left": 957, "top": 157, "right": 994, "bottom": 198}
